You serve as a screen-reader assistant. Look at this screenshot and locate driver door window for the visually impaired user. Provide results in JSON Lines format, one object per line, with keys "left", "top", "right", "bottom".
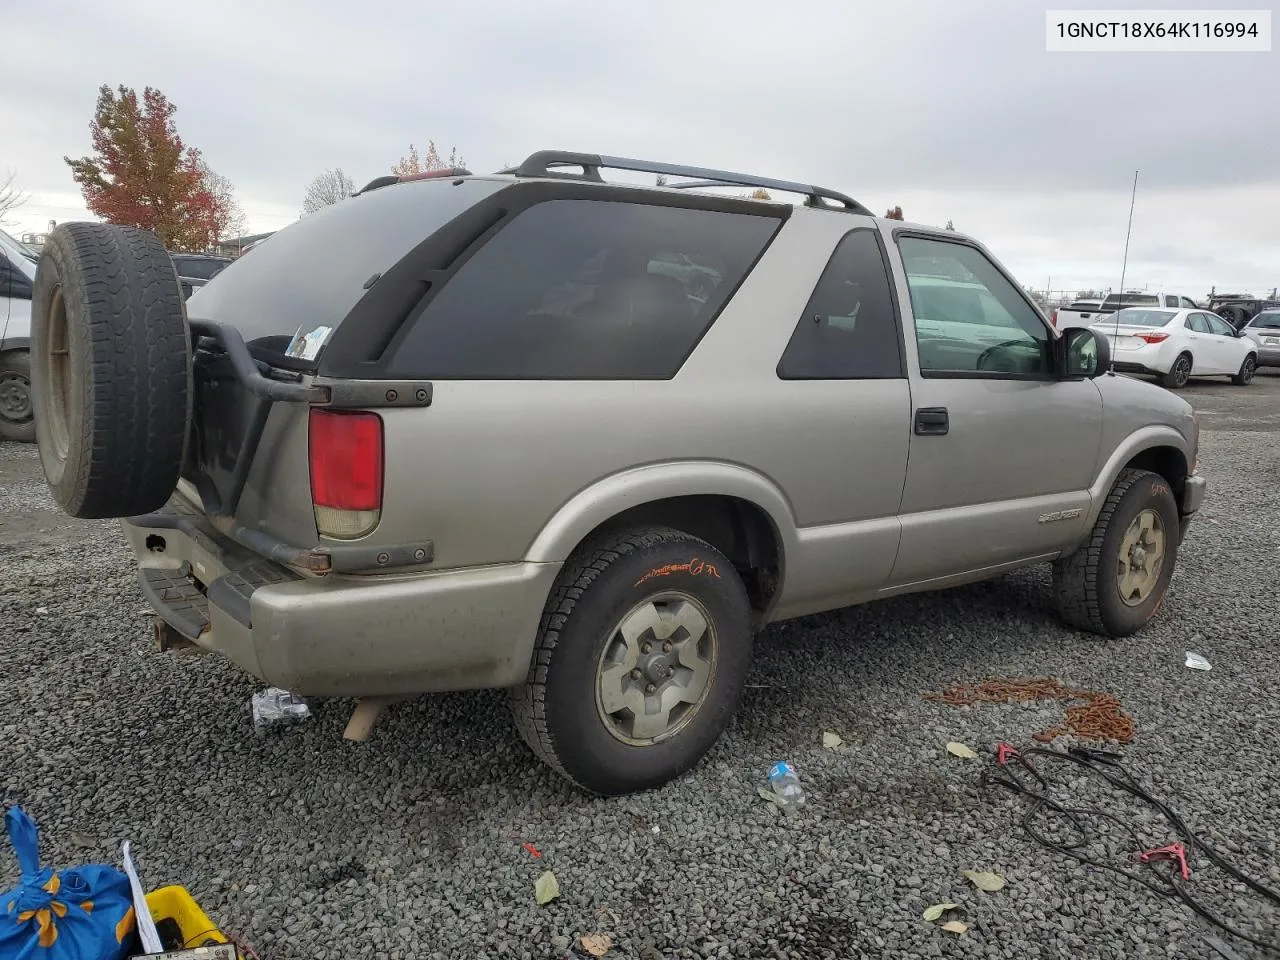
{"left": 1205, "top": 314, "right": 1235, "bottom": 338}
{"left": 899, "top": 236, "right": 1051, "bottom": 378}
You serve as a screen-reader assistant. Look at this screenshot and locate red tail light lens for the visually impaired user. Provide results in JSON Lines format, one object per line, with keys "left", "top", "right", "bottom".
{"left": 309, "top": 409, "right": 383, "bottom": 539}
{"left": 1051, "top": 309, "right": 1058, "bottom": 327}
{"left": 1136, "top": 332, "right": 1170, "bottom": 344}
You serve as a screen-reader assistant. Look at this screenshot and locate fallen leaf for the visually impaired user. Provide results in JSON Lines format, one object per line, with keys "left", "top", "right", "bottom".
{"left": 946, "top": 741, "right": 978, "bottom": 759}
{"left": 822, "top": 731, "right": 843, "bottom": 749}
{"left": 758, "top": 786, "right": 778, "bottom": 803}
{"left": 963, "top": 870, "right": 1006, "bottom": 892}
{"left": 922, "top": 903, "right": 959, "bottom": 922}
{"left": 522, "top": 842, "right": 542, "bottom": 859}
{"left": 580, "top": 932, "right": 613, "bottom": 957}
{"left": 535, "top": 870, "right": 560, "bottom": 905}
{"left": 941, "top": 920, "right": 969, "bottom": 934}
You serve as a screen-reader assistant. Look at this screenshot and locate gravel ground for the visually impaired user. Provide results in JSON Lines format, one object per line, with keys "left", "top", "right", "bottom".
{"left": 2, "top": 372, "right": 1279, "bottom": 960}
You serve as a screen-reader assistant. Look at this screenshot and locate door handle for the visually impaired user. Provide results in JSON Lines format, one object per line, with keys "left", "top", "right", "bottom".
{"left": 914, "top": 407, "right": 949, "bottom": 436}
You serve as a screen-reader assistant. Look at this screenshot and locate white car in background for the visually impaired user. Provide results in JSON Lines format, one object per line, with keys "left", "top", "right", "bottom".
{"left": 1092, "top": 307, "right": 1258, "bottom": 389}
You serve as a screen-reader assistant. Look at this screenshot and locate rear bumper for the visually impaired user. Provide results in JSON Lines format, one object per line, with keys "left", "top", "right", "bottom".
{"left": 1255, "top": 344, "right": 1280, "bottom": 366}
{"left": 123, "top": 497, "right": 560, "bottom": 697}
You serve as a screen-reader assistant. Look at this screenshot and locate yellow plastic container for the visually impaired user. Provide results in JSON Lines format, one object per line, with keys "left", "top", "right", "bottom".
{"left": 144, "top": 885, "right": 229, "bottom": 949}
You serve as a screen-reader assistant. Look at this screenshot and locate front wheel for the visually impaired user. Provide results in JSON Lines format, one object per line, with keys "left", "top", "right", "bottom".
{"left": 0, "top": 351, "right": 35, "bottom": 442}
{"left": 508, "top": 526, "right": 752, "bottom": 794}
{"left": 1052, "top": 468, "right": 1179, "bottom": 637}
{"left": 1161, "top": 353, "right": 1192, "bottom": 389}
{"left": 1233, "top": 354, "right": 1257, "bottom": 386}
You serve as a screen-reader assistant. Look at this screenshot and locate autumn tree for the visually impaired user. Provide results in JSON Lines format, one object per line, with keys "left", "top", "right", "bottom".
{"left": 302, "top": 168, "right": 356, "bottom": 215}
{"left": 197, "top": 160, "right": 246, "bottom": 240}
{"left": 65, "top": 84, "right": 235, "bottom": 251}
{"left": 745, "top": 188, "right": 772, "bottom": 200}
{"left": 392, "top": 141, "right": 465, "bottom": 176}
{"left": 884, "top": 206, "right": 905, "bottom": 220}
{"left": 0, "top": 169, "right": 28, "bottom": 226}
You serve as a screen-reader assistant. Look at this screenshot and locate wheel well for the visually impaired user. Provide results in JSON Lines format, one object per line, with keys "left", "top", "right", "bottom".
{"left": 585, "top": 495, "right": 783, "bottom": 618}
{"left": 1123, "top": 446, "right": 1189, "bottom": 499}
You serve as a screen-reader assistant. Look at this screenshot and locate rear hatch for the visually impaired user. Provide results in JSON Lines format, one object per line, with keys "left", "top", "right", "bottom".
{"left": 180, "top": 176, "right": 507, "bottom": 555}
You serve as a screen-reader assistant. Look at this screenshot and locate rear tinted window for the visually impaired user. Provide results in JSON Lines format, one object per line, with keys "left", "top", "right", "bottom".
{"left": 1100, "top": 308, "right": 1175, "bottom": 327}
{"left": 1102, "top": 293, "right": 1159, "bottom": 307}
{"left": 186, "top": 178, "right": 506, "bottom": 345}
{"left": 387, "top": 199, "right": 780, "bottom": 379}
{"left": 777, "top": 230, "right": 902, "bottom": 379}
{"left": 172, "top": 256, "right": 230, "bottom": 281}
{"left": 1249, "top": 312, "right": 1280, "bottom": 330}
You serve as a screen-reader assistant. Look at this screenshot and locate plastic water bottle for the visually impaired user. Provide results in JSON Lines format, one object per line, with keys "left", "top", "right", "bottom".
{"left": 767, "top": 761, "right": 805, "bottom": 813}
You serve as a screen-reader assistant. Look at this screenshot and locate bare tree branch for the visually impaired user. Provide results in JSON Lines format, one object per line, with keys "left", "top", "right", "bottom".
{"left": 302, "top": 168, "right": 356, "bottom": 216}
{"left": 0, "top": 169, "right": 30, "bottom": 226}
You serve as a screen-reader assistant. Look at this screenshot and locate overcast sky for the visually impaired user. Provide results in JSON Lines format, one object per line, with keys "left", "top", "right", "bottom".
{"left": 2, "top": 0, "right": 1276, "bottom": 296}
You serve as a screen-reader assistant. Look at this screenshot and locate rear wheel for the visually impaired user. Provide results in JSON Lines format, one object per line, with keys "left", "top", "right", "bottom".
{"left": 1232, "top": 354, "right": 1256, "bottom": 386}
{"left": 509, "top": 526, "right": 752, "bottom": 795}
{"left": 0, "top": 351, "right": 35, "bottom": 442}
{"left": 1161, "top": 352, "right": 1192, "bottom": 389}
{"left": 1052, "top": 468, "right": 1179, "bottom": 637}
{"left": 30, "top": 223, "right": 191, "bottom": 519}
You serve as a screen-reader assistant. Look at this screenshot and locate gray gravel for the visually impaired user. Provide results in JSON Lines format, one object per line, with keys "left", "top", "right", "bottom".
{"left": 3, "top": 373, "right": 1280, "bottom": 960}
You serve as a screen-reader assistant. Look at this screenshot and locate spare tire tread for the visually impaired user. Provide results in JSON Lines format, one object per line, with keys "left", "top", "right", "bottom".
{"left": 32, "top": 223, "right": 191, "bottom": 519}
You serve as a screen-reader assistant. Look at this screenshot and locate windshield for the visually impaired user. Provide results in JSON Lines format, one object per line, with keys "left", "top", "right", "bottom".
{"left": 1102, "top": 293, "right": 1159, "bottom": 307}
{"left": 1094, "top": 308, "right": 1174, "bottom": 328}
{"left": 1248, "top": 311, "right": 1280, "bottom": 330}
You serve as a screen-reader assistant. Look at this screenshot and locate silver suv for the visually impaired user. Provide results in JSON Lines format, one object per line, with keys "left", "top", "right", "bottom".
{"left": 27, "top": 152, "right": 1205, "bottom": 795}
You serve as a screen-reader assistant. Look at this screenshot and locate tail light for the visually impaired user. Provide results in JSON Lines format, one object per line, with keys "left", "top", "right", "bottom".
{"left": 1136, "top": 332, "right": 1170, "bottom": 344}
{"left": 1050, "top": 309, "right": 1058, "bottom": 327}
{"left": 309, "top": 409, "right": 383, "bottom": 540}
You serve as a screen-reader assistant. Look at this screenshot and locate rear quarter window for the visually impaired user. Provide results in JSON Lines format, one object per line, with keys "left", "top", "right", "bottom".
{"left": 386, "top": 199, "right": 781, "bottom": 379}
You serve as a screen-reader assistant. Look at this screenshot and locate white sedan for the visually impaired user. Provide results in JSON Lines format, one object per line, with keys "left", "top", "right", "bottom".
{"left": 1090, "top": 307, "right": 1258, "bottom": 389}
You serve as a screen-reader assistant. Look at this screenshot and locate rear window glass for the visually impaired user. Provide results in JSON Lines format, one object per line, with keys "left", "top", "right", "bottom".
{"left": 1249, "top": 312, "right": 1280, "bottom": 329}
{"left": 186, "top": 178, "right": 506, "bottom": 345}
{"left": 172, "top": 257, "right": 230, "bottom": 281}
{"left": 1099, "top": 309, "right": 1175, "bottom": 327}
{"left": 386, "top": 199, "right": 780, "bottom": 379}
{"left": 1102, "top": 293, "right": 1159, "bottom": 307}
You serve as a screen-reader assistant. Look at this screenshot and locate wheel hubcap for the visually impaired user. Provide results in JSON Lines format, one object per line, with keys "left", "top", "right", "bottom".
{"left": 1117, "top": 508, "right": 1166, "bottom": 606}
{"left": 595, "top": 592, "right": 717, "bottom": 745}
{"left": 0, "top": 372, "right": 30, "bottom": 423}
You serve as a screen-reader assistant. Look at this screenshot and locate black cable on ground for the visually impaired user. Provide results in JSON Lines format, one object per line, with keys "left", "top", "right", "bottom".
{"left": 980, "top": 743, "right": 1280, "bottom": 955}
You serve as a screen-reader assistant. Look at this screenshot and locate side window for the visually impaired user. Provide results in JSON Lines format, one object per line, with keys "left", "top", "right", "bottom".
{"left": 1205, "top": 314, "right": 1235, "bottom": 337}
{"left": 898, "top": 236, "right": 1051, "bottom": 377}
{"left": 776, "top": 229, "right": 902, "bottom": 379}
{"left": 1187, "top": 313, "right": 1211, "bottom": 333}
{"left": 1180, "top": 297, "right": 1197, "bottom": 309}
{"left": 0, "top": 254, "right": 34, "bottom": 300}
{"left": 388, "top": 200, "right": 780, "bottom": 379}
{"left": 1164, "top": 295, "right": 1179, "bottom": 308}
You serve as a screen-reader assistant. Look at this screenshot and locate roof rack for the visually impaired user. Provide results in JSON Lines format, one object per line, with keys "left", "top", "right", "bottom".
{"left": 505, "top": 151, "right": 872, "bottom": 215}
{"left": 354, "top": 167, "right": 473, "bottom": 196}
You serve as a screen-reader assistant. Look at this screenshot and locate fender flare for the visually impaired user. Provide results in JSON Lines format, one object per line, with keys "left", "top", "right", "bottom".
{"left": 524, "top": 461, "right": 798, "bottom": 569}
{"left": 1086, "top": 425, "right": 1193, "bottom": 526}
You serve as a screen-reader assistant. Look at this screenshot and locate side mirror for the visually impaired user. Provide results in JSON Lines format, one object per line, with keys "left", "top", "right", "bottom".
{"left": 1057, "top": 326, "right": 1110, "bottom": 379}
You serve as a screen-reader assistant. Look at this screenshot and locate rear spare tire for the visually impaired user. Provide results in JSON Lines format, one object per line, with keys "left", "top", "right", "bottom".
{"left": 30, "top": 223, "right": 191, "bottom": 519}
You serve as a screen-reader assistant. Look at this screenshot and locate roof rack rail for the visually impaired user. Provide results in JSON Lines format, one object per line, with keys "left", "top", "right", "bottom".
{"left": 354, "top": 167, "right": 473, "bottom": 196}
{"left": 507, "top": 151, "right": 872, "bottom": 215}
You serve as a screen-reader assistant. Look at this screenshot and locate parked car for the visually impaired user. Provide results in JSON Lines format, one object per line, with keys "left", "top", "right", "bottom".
{"left": 170, "top": 253, "right": 232, "bottom": 300}
{"left": 1091, "top": 307, "right": 1257, "bottom": 388}
{"left": 1238, "top": 309, "right": 1280, "bottom": 368}
{"left": 1049, "top": 298, "right": 1102, "bottom": 328}
{"left": 27, "top": 151, "right": 1206, "bottom": 795}
{"left": 0, "top": 227, "right": 37, "bottom": 441}
{"left": 1208, "top": 293, "right": 1280, "bottom": 331}
{"left": 1057, "top": 290, "right": 1200, "bottom": 329}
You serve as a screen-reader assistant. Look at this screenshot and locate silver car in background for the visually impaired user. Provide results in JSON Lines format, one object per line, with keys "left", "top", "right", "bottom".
{"left": 1239, "top": 310, "right": 1280, "bottom": 368}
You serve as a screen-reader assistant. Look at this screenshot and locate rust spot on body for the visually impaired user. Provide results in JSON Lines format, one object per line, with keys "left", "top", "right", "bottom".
{"left": 634, "top": 557, "right": 720, "bottom": 588}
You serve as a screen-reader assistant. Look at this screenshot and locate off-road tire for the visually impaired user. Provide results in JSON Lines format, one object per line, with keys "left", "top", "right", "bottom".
{"left": 1219, "top": 306, "right": 1247, "bottom": 329}
{"left": 0, "top": 351, "right": 36, "bottom": 442}
{"left": 30, "top": 223, "right": 191, "bottom": 519}
{"left": 1161, "top": 352, "right": 1192, "bottom": 389}
{"left": 1052, "top": 468, "right": 1179, "bottom": 638}
{"left": 509, "top": 525, "right": 752, "bottom": 795}
{"left": 1232, "top": 354, "right": 1257, "bottom": 386}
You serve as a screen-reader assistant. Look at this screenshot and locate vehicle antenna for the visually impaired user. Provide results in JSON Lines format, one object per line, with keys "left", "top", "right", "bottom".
{"left": 1111, "top": 169, "right": 1139, "bottom": 375}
